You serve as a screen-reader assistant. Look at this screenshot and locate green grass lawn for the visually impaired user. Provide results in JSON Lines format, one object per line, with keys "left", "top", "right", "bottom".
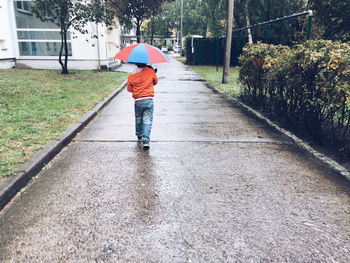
{"left": 0, "top": 69, "right": 128, "bottom": 176}
{"left": 187, "top": 65, "right": 241, "bottom": 97}
{"left": 175, "top": 56, "right": 186, "bottom": 64}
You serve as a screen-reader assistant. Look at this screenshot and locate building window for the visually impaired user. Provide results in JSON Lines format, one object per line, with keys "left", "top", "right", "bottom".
{"left": 17, "top": 31, "right": 70, "bottom": 41}
{"left": 14, "top": 1, "right": 72, "bottom": 57}
{"left": 16, "top": 1, "right": 31, "bottom": 14}
{"left": 14, "top": 1, "right": 58, "bottom": 29}
{"left": 0, "top": 40, "right": 8, "bottom": 51}
{"left": 18, "top": 42, "right": 72, "bottom": 56}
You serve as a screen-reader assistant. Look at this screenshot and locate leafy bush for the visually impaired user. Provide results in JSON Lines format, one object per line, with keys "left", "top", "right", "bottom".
{"left": 239, "top": 43, "right": 290, "bottom": 107}
{"left": 239, "top": 40, "right": 350, "bottom": 150}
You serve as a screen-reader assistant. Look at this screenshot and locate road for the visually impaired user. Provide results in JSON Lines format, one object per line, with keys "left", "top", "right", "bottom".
{"left": 0, "top": 59, "right": 350, "bottom": 262}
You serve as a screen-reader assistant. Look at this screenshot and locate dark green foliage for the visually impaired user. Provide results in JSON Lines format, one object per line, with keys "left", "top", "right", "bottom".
{"left": 142, "top": 3, "right": 178, "bottom": 45}
{"left": 144, "top": 0, "right": 349, "bottom": 45}
{"left": 308, "top": 0, "right": 350, "bottom": 39}
{"left": 239, "top": 41, "right": 350, "bottom": 151}
{"left": 234, "top": 0, "right": 310, "bottom": 45}
{"left": 109, "top": 0, "right": 174, "bottom": 43}
{"left": 143, "top": 0, "right": 226, "bottom": 41}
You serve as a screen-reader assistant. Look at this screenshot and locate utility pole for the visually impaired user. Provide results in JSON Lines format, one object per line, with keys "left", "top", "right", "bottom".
{"left": 180, "top": 0, "right": 183, "bottom": 56}
{"left": 222, "top": 0, "right": 234, "bottom": 84}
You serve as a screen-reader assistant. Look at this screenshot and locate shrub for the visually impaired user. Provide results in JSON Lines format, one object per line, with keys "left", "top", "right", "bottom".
{"left": 239, "top": 40, "right": 350, "bottom": 150}
{"left": 239, "top": 43, "right": 289, "bottom": 108}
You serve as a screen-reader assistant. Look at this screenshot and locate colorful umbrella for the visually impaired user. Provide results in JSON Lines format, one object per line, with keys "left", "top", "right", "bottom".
{"left": 113, "top": 43, "right": 169, "bottom": 64}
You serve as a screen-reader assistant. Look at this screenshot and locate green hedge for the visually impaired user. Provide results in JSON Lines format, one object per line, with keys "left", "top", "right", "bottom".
{"left": 239, "top": 40, "right": 350, "bottom": 149}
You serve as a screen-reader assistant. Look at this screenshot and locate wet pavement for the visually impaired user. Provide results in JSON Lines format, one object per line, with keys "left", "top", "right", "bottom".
{"left": 1, "top": 59, "right": 350, "bottom": 262}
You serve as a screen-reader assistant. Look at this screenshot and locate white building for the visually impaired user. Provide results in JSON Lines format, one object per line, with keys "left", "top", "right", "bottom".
{"left": 0, "top": 0, "right": 121, "bottom": 70}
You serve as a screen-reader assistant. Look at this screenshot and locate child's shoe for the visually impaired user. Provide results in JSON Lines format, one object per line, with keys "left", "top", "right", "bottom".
{"left": 143, "top": 141, "right": 150, "bottom": 150}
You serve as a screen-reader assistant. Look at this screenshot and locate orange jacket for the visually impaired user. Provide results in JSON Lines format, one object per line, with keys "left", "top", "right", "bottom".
{"left": 127, "top": 67, "right": 158, "bottom": 100}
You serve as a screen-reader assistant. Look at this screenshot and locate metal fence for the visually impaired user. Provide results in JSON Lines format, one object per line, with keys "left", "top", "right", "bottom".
{"left": 186, "top": 10, "right": 314, "bottom": 67}
{"left": 186, "top": 37, "right": 242, "bottom": 66}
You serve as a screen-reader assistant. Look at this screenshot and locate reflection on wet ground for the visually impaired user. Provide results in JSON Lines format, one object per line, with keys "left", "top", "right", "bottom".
{"left": 133, "top": 146, "right": 159, "bottom": 224}
{"left": 0, "top": 58, "right": 350, "bottom": 262}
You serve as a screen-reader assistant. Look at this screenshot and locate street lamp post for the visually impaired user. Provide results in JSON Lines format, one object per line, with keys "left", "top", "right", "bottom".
{"left": 222, "top": 0, "right": 234, "bottom": 84}
{"left": 180, "top": 0, "right": 183, "bottom": 56}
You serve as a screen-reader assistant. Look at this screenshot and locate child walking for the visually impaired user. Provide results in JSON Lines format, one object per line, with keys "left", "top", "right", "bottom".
{"left": 127, "top": 63, "right": 158, "bottom": 150}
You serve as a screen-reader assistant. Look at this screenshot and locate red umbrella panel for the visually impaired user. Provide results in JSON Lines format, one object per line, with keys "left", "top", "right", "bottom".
{"left": 113, "top": 43, "right": 169, "bottom": 64}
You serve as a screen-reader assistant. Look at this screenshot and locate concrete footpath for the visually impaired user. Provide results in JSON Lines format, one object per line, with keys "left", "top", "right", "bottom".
{"left": 0, "top": 59, "right": 350, "bottom": 262}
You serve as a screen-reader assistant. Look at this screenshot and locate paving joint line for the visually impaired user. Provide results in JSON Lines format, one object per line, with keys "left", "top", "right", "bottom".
{"left": 76, "top": 139, "right": 290, "bottom": 145}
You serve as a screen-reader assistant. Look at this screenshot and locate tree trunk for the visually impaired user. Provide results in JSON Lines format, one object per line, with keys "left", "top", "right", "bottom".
{"left": 136, "top": 19, "right": 141, "bottom": 43}
{"left": 245, "top": 2, "right": 253, "bottom": 44}
{"left": 222, "top": 0, "right": 234, "bottom": 84}
{"left": 59, "top": 2, "right": 68, "bottom": 74}
{"left": 63, "top": 28, "right": 69, "bottom": 74}
{"left": 58, "top": 26, "right": 68, "bottom": 74}
{"left": 150, "top": 18, "right": 154, "bottom": 45}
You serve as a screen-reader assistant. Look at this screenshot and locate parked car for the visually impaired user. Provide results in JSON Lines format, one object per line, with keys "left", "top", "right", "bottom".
{"left": 161, "top": 46, "right": 168, "bottom": 52}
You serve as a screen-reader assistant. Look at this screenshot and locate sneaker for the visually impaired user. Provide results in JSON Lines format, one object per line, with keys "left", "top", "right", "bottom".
{"left": 137, "top": 136, "right": 142, "bottom": 142}
{"left": 143, "top": 141, "right": 150, "bottom": 150}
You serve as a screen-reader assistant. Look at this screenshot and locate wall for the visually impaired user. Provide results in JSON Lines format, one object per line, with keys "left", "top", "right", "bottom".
{"left": 3, "top": 0, "right": 121, "bottom": 70}
{"left": 0, "top": 0, "right": 16, "bottom": 68}
{"left": 106, "top": 18, "right": 121, "bottom": 69}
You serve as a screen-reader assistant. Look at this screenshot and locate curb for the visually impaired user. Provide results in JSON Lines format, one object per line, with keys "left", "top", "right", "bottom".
{"left": 0, "top": 80, "right": 127, "bottom": 211}
{"left": 200, "top": 78, "right": 350, "bottom": 182}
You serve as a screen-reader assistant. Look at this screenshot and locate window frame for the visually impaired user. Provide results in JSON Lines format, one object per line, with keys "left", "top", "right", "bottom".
{"left": 16, "top": 1, "right": 32, "bottom": 15}
{"left": 14, "top": 0, "right": 73, "bottom": 58}
{"left": 16, "top": 29, "right": 73, "bottom": 57}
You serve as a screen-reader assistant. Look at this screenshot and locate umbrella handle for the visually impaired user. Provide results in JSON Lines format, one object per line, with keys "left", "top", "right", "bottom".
{"left": 147, "top": 65, "right": 157, "bottom": 73}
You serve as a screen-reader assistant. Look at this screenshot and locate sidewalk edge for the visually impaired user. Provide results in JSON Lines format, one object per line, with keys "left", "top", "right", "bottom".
{"left": 203, "top": 80, "right": 350, "bottom": 182}
{"left": 0, "top": 80, "right": 127, "bottom": 211}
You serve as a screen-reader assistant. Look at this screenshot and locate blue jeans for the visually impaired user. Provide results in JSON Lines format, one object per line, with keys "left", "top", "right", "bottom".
{"left": 134, "top": 99, "right": 154, "bottom": 142}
